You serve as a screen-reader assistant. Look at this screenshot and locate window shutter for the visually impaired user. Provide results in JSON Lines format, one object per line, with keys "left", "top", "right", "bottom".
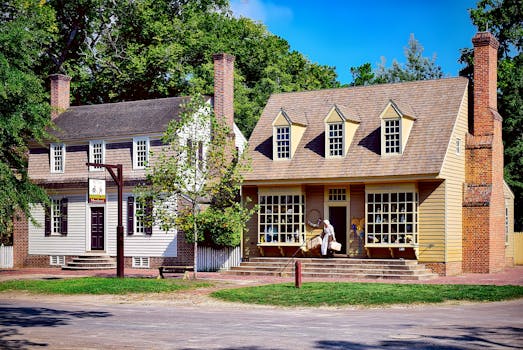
{"left": 127, "top": 196, "right": 134, "bottom": 235}
{"left": 61, "top": 198, "right": 68, "bottom": 235}
{"left": 145, "top": 197, "right": 153, "bottom": 235}
{"left": 44, "top": 204, "right": 51, "bottom": 236}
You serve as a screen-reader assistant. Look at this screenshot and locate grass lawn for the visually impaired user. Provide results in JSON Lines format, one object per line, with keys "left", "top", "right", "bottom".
{"left": 211, "top": 282, "right": 523, "bottom": 307}
{"left": 0, "top": 277, "right": 212, "bottom": 295}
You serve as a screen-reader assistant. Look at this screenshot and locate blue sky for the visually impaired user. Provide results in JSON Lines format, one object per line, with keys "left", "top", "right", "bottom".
{"left": 230, "top": 0, "right": 480, "bottom": 85}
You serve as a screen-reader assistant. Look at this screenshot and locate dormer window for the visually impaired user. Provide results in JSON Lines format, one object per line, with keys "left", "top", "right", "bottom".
{"left": 324, "top": 105, "right": 360, "bottom": 159}
{"left": 328, "top": 122, "right": 344, "bottom": 156}
{"left": 384, "top": 119, "right": 401, "bottom": 154}
{"left": 276, "top": 126, "right": 290, "bottom": 159}
{"left": 272, "top": 108, "right": 307, "bottom": 161}
{"left": 380, "top": 100, "right": 416, "bottom": 156}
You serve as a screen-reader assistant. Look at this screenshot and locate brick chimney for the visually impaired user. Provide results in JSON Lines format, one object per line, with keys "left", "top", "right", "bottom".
{"left": 213, "top": 53, "right": 235, "bottom": 129}
{"left": 462, "top": 32, "right": 505, "bottom": 274}
{"left": 50, "top": 74, "right": 71, "bottom": 120}
{"left": 472, "top": 31, "right": 499, "bottom": 136}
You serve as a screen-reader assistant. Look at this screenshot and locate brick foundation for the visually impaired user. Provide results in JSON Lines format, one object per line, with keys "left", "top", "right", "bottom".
{"left": 425, "top": 261, "right": 462, "bottom": 276}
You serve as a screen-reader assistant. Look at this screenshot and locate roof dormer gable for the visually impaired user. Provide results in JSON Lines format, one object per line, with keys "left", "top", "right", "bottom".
{"left": 324, "top": 104, "right": 360, "bottom": 158}
{"left": 272, "top": 108, "right": 307, "bottom": 160}
{"left": 379, "top": 100, "right": 416, "bottom": 156}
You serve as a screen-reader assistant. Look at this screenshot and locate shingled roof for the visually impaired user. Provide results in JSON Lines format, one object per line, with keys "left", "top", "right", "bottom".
{"left": 244, "top": 77, "right": 468, "bottom": 183}
{"left": 51, "top": 96, "right": 203, "bottom": 141}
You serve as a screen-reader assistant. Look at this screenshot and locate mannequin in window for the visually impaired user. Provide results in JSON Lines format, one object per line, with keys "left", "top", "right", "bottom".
{"left": 321, "top": 219, "right": 336, "bottom": 257}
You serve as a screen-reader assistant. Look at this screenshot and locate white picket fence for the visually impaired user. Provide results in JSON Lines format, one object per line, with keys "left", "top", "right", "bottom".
{"left": 197, "top": 245, "right": 241, "bottom": 272}
{"left": 0, "top": 244, "right": 13, "bottom": 268}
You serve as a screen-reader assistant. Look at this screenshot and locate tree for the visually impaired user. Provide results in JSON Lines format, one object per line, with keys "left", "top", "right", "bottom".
{"left": 41, "top": 1, "right": 339, "bottom": 137}
{"left": 0, "top": 1, "right": 56, "bottom": 243}
{"left": 135, "top": 94, "right": 253, "bottom": 278}
{"left": 459, "top": 0, "right": 523, "bottom": 229}
{"left": 375, "top": 34, "right": 443, "bottom": 83}
{"left": 349, "top": 34, "right": 443, "bottom": 86}
{"left": 350, "top": 63, "right": 375, "bottom": 86}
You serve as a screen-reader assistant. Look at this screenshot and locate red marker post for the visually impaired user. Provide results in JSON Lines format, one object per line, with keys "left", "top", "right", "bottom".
{"left": 295, "top": 260, "right": 302, "bottom": 288}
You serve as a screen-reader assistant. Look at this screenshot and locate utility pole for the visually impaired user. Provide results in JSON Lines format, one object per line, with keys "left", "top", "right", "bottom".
{"left": 86, "top": 163, "right": 124, "bottom": 278}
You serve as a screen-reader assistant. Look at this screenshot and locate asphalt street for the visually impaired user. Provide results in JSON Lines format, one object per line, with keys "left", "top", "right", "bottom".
{"left": 0, "top": 296, "right": 522, "bottom": 349}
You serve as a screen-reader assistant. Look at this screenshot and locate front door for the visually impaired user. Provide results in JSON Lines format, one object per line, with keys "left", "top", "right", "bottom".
{"left": 91, "top": 207, "right": 105, "bottom": 250}
{"left": 329, "top": 206, "right": 347, "bottom": 254}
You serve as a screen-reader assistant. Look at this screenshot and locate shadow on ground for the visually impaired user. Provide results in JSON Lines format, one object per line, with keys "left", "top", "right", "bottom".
{"left": 314, "top": 326, "right": 523, "bottom": 349}
{"left": 0, "top": 303, "right": 111, "bottom": 350}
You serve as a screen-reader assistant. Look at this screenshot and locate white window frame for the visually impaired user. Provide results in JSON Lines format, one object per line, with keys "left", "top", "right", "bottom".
{"left": 51, "top": 198, "right": 63, "bottom": 235}
{"left": 133, "top": 136, "right": 150, "bottom": 170}
{"left": 456, "top": 138, "right": 462, "bottom": 155}
{"left": 135, "top": 199, "right": 146, "bottom": 235}
{"left": 365, "top": 191, "right": 418, "bottom": 247}
{"left": 50, "top": 255, "right": 65, "bottom": 266}
{"left": 258, "top": 194, "right": 305, "bottom": 245}
{"left": 275, "top": 126, "right": 291, "bottom": 159}
{"left": 328, "top": 188, "right": 347, "bottom": 202}
{"left": 132, "top": 256, "right": 150, "bottom": 268}
{"left": 89, "top": 140, "right": 105, "bottom": 171}
{"left": 328, "top": 122, "right": 344, "bottom": 157}
{"left": 50, "top": 143, "right": 65, "bottom": 173}
{"left": 382, "top": 119, "right": 401, "bottom": 155}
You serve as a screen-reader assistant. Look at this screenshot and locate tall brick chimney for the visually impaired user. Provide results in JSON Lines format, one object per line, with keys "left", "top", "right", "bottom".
{"left": 472, "top": 32, "right": 499, "bottom": 136}
{"left": 213, "top": 53, "right": 235, "bottom": 129}
{"left": 50, "top": 74, "right": 71, "bottom": 120}
{"left": 462, "top": 31, "right": 505, "bottom": 274}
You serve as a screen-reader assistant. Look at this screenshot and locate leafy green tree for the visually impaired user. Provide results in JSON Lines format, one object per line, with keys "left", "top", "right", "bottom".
{"left": 375, "top": 34, "right": 443, "bottom": 83}
{"left": 350, "top": 63, "right": 375, "bottom": 86}
{"left": 42, "top": 1, "right": 338, "bottom": 137}
{"left": 136, "top": 94, "right": 254, "bottom": 278}
{"left": 459, "top": 0, "right": 523, "bottom": 229}
{"left": 348, "top": 35, "right": 443, "bottom": 86}
{"left": 0, "top": 1, "right": 56, "bottom": 243}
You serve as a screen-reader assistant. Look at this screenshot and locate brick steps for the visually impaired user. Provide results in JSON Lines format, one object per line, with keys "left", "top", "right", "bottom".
{"left": 224, "top": 258, "right": 437, "bottom": 281}
{"left": 62, "top": 255, "right": 116, "bottom": 270}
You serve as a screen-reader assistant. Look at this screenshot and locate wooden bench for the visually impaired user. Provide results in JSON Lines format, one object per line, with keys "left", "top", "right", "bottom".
{"left": 158, "top": 265, "right": 194, "bottom": 279}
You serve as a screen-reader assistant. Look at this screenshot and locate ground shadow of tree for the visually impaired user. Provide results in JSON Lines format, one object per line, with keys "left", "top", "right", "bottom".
{"left": 315, "top": 325, "right": 523, "bottom": 349}
{"left": 0, "top": 304, "right": 112, "bottom": 350}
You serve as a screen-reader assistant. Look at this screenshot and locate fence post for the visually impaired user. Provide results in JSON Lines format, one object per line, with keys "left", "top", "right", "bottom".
{"left": 295, "top": 260, "right": 302, "bottom": 288}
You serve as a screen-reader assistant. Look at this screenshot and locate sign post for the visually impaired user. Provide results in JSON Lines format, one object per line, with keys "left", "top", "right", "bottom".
{"left": 86, "top": 163, "right": 124, "bottom": 278}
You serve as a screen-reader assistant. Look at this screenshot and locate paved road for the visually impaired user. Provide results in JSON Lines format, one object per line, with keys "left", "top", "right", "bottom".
{"left": 1, "top": 296, "right": 522, "bottom": 349}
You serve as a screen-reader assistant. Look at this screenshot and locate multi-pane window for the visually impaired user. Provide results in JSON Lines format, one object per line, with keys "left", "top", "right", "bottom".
{"left": 187, "top": 139, "right": 204, "bottom": 170}
{"left": 52, "top": 199, "right": 63, "bottom": 234}
{"left": 89, "top": 140, "right": 104, "bottom": 171}
{"left": 505, "top": 207, "right": 509, "bottom": 244}
{"left": 135, "top": 200, "right": 145, "bottom": 234}
{"left": 384, "top": 119, "right": 401, "bottom": 154}
{"left": 258, "top": 195, "right": 305, "bottom": 244}
{"left": 328, "top": 188, "right": 347, "bottom": 202}
{"left": 50, "top": 143, "right": 65, "bottom": 173}
{"left": 276, "top": 127, "right": 290, "bottom": 159}
{"left": 366, "top": 192, "right": 418, "bottom": 245}
{"left": 133, "top": 137, "right": 149, "bottom": 169}
{"left": 328, "top": 123, "right": 343, "bottom": 156}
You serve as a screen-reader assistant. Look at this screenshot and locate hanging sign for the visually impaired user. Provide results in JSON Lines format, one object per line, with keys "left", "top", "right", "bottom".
{"left": 89, "top": 178, "right": 106, "bottom": 204}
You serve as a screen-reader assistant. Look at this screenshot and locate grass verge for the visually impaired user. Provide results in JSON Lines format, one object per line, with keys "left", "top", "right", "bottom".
{"left": 0, "top": 277, "right": 212, "bottom": 295}
{"left": 211, "top": 282, "right": 523, "bottom": 307}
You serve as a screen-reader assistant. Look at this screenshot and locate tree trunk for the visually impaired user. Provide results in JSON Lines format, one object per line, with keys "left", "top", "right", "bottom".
{"left": 193, "top": 204, "right": 198, "bottom": 279}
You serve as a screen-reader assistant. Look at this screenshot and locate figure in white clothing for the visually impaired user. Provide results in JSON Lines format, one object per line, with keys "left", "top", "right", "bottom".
{"left": 321, "top": 219, "right": 336, "bottom": 257}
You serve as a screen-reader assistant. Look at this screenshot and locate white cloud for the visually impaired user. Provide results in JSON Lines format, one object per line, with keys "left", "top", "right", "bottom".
{"left": 230, "top": 0, "right": 293, "bottom": 23}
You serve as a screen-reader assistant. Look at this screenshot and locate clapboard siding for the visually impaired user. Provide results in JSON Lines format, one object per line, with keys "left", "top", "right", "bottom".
{"left": 105, "top": 192, "right": 177, "bottom": 257}
{"left": 418, "top": 181, "right": 446, "bottom": 262}
{"left": 439, "top": 89, "right": 468, "bottom": 263}
{"left": 29, "top": 194, "right": 88, "bottom": 255}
